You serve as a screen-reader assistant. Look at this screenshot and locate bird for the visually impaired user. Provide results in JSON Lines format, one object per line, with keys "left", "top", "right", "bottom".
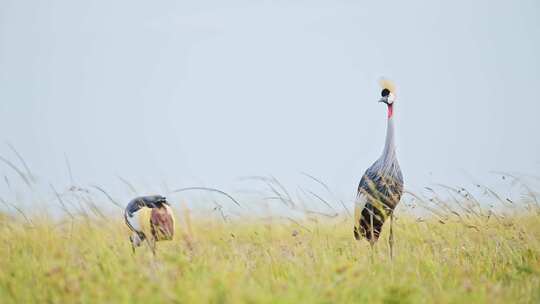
{"left": 354, "top": 79, "right": 404, "bottom": 253}
{"left": 124, "top": 195, "right": 175, "bottom": 254}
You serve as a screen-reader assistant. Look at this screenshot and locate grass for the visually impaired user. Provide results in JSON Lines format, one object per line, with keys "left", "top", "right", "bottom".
{"left": 0, "top": 151, "right": 538, "bottom": 303}
{"left": 0, "top": 208, "right": 539, "bottom": 303}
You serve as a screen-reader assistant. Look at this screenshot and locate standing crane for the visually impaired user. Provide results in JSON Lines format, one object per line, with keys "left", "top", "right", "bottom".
{"left": 354, "top": 79, "right": 404, "bottom": 254}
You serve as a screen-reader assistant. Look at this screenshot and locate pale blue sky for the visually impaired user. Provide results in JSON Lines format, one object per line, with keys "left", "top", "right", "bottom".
{"left": 1, "top": 0, "right": 539, "bottom": 207}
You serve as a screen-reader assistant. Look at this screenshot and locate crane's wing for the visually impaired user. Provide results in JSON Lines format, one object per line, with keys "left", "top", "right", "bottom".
{"left": 150, "top": 204, "right": 175, "bottom": 241}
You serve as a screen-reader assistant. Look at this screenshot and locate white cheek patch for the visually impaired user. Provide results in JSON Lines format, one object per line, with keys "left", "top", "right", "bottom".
{"left": 387, "top": 93, "right": 396, "bottom": 104}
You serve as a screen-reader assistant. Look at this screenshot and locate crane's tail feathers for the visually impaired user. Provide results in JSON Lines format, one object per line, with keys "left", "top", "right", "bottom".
{"left": 354, "top": 203, "right": 389, "bottom": 243}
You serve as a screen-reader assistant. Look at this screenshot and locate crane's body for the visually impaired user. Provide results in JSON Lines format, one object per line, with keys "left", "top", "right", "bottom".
{"left": 124, "top": 195, "right": 175, "bottom": 253}
{"left": 354, "top": 81, "right": 404, "bottom": 245}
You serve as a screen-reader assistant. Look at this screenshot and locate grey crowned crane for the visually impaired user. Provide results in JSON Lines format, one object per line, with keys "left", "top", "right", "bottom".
{"left": 354, "top": 80, "right": 404, "bottom": 252}
{"left": 124, "top": 195, "right": 175, "bottom": 253}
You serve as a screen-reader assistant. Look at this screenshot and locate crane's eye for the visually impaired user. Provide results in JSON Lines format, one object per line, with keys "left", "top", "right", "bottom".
{"left": 381, "top": 88, "right": 390, "bottom": 97}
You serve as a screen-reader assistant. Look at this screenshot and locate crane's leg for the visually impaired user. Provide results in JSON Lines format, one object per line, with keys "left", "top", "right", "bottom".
{"left": 145, "top": 237, "right": 156, "bottom": 256}
{"left": 367, "top": 211, "right": 377, "bottom": 264}
{"left": 389, "top": 213, "right": 394, "bottom": 260}
{"left": 369, "top": 210, "right": 376, "bottom": 254}
{"left": 151, "top": 241, "right": 156, "bottom": 256}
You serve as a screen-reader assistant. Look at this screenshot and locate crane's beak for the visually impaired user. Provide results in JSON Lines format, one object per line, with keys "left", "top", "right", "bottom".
{"left": 378, "top": 97, "right": 389, "bottom": 105}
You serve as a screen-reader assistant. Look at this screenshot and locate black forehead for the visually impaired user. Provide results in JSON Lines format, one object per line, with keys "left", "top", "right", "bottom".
{"left": 381, "top": 88, "right": 390, "bottom": 97}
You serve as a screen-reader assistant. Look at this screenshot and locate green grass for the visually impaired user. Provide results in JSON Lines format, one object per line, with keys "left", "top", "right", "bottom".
{"left": 0, "top": 210, "right": 539, "bottom": 303}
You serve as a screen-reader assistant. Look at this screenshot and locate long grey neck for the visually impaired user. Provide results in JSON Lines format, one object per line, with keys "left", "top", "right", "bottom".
{"left": 380, "top": 115, "right": 397, "bottom": 164}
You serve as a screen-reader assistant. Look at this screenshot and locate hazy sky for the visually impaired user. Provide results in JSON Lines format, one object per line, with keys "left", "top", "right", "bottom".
{"left": 1, "top": 0, "right": 539, "bottom": 205}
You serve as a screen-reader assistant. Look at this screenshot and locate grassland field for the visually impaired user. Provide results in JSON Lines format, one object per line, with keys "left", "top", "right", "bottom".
{"left": 0, "top": 200, "right": 539, "bottom": 304}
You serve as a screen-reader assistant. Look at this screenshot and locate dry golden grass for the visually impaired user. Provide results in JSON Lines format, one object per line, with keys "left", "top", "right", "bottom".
{"left": 0, "top": 208, "right": 539, "bottom": 303}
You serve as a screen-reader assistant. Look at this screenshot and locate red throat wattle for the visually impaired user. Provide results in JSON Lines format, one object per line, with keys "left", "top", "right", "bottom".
{"left": 387, "top": 104, "right": 393, "bottom": 119}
